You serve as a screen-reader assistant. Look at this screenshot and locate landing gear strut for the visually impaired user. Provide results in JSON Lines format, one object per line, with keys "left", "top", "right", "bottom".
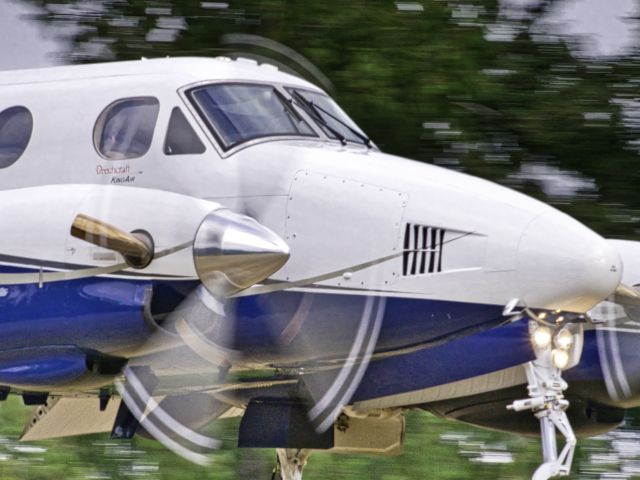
{"left": 509, "top": 360, "right": 576, "bottom": 480}
{"left": 508, "top": 317, "right": 582, "bottom": 480}
{"left": 272, "top": 449, "right": 311, "bottom": 480}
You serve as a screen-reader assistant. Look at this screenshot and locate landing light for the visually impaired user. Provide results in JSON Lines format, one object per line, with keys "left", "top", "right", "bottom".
{"left": 552, "top": 349, "right": 570, "bottom": 370}
{"left": 555, "top": 328, "right": 574, "bottom": 350}
{"left": 532, "top": 326, "right": 552, "bottom": 349}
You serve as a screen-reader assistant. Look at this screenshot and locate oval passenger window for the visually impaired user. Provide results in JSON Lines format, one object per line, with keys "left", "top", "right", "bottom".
{"left": 95, "top": 97, "right": 160, "bottom": 160}
{"left": 0, "top": 106, "right": 33, "bottom": 168}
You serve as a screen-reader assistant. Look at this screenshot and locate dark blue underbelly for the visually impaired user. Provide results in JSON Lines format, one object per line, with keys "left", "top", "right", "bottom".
{"left": 0, "top": 265, "right": 520, "bottom": 390}
{"left": 0, "top": 266, "right": 508, "bottom": 357}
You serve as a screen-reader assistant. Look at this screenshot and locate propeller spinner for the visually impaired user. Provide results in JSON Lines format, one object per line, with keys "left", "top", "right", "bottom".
{"left": 193, "top": 209, "right": 290, "bottom": 297}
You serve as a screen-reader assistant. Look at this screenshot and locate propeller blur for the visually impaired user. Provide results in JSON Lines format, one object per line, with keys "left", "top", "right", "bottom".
{"left": 0, "top": 57, "right": 626, "bottom": 479}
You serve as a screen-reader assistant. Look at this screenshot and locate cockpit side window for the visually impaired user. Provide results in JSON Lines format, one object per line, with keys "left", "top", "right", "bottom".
{"left": 0, "top": 106, "right": 33, "bottom": 168}
{"left": 94, "top": 97, "right": 159, "bottom": 160}
{"left": 187, "top": 83, "right": 316, "bottom": 150}
{"left": 164, "top": 107, "right": 206, "bottom": 155}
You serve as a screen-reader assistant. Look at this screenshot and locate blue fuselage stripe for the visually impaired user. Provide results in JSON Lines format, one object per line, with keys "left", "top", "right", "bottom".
{"left": 0, "top": 265, "right": 526, "bottom": 392}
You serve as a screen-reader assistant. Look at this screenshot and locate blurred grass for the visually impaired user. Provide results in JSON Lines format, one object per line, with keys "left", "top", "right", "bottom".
{"left": 0, "top": 395, "right": 633, "bottom": 479}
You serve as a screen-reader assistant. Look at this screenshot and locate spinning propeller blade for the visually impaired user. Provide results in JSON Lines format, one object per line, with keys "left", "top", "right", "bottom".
{"left": 301, "top": 295, "right": 385, "bottom": 433}
{"left": 115, "top": 365, "right": 221, "bottom": 466}
{"left": 70, "top": 206, "right": 295, "bottom": 464}
{"left": 611, "top": 283, "right": 640, "bottom": 307}
{"left": 591, "top": 241, "right": 640, "bottom": 406}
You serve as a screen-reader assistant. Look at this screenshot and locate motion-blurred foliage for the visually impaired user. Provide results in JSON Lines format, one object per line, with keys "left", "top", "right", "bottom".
{"left": 28, "top": 0, "right": 640, "bottom": 237}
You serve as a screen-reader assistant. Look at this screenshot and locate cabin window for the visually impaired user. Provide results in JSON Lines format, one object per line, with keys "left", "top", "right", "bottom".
{"left": 0, "top": 106, "right": 33, "bottom": 168}
{"left": 164, "top": 107, "right": 206, "bottom": 155}
{"left": 188, "top": 83, "right": 316, "bottom": 150}
{"left": 95, "top": 97, "right": 159, "bottom": 159}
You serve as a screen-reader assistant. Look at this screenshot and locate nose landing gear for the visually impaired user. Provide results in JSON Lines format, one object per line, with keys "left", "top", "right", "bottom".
{"left": 507, "top": 314, "right": 583, "bottom": 480}
{"left": 509, "top": 360, "right": 576, "bottom": 480}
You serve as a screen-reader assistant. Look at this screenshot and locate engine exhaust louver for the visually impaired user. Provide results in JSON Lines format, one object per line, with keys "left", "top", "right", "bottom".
{"left": 402, "top": 223, "right": 445, "bottom": 276}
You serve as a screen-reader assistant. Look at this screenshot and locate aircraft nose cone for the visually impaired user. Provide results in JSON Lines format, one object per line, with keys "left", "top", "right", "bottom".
{"left": 516, "top": 211, "right": 622, "bottom": 312}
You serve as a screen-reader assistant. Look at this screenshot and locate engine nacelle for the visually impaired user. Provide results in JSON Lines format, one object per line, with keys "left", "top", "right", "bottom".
{"left": 0, "top": 345, "right": 126, "bottom": 392}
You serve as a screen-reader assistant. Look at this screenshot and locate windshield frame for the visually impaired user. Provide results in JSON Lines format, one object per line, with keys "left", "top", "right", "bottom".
{"left": 286, "top": 87, "right": 373, "bottom": 148}
{"left": 185, "top": 81, "right": 319, "bottom": 152}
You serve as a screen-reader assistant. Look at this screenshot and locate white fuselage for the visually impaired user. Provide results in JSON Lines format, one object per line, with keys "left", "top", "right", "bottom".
{"left": 0, "top": 57, "right": 621, "bottom": 315}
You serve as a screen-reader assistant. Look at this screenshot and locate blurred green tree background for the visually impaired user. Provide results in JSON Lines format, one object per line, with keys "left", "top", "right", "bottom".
{"left": 30, "top": 0, "right": 640, "bottom": 238}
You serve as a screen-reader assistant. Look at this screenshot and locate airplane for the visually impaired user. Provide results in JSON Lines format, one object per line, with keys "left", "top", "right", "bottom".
{"left": 0, "top": 55, "right": 632, "bottom": 480}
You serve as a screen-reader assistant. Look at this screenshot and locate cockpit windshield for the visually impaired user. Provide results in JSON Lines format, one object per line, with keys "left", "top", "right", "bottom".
{"left": 188, "top": 83, "right": 316, "bottom": 150}
{"left": 287, "top": 88, "right": 371, "bottom": 147}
